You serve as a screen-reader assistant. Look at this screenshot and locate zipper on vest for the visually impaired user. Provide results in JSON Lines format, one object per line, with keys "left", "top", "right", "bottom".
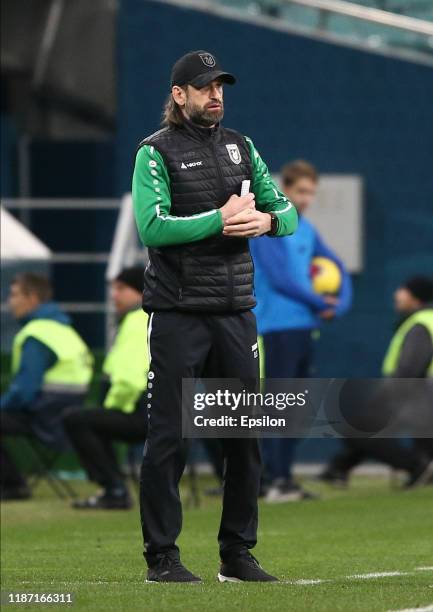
{"left": 178, "top": 252, "right": 183, "bottom": 302}
{"left": 210, "top": 139, "right": 234, "bottom": 309}
{"left": 211, "top": 140, "right": 227, "bottom": 204}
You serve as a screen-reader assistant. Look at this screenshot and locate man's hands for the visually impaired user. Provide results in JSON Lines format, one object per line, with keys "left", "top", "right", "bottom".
{"left": 319, "top": 295, "right": 339, "bottom": 319}
{"left": 220, "top": 193, "right": 271, "bottom": 238}
{"left": 223, "top": 209, "right": 271, "bottom": 238}
{"left": 220, "top": 193, "right": 255, "bottom": 223}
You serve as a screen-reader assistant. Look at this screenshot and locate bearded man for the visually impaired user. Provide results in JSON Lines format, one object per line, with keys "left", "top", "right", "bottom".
{"left": 132, "top": 50, "right": 298, "bottom": 583}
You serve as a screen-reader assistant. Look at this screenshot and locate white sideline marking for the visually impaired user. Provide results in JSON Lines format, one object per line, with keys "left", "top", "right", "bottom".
{"left": 347, "top": 571, "right": 408, "bottom": 579}
{"left": 23, "top": 568, "right": 433, "bottom": 589}
{"left": 388, "top": 606, "right": 433, "bottom": 612}
{"left": 48, "top": 580, "right": 124, "bottom": 585}
{"left": 293, "top": 579, "right": 326, "bottom": 585}
{"left": 289, "top": 566, "right": 433, "bottom": 587}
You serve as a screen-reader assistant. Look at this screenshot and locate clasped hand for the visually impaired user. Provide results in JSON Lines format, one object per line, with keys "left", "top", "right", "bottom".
{"left": 220, "top": 193, "right": 271, "bottom": 238}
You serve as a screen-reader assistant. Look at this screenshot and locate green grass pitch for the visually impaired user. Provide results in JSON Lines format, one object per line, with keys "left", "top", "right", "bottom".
{"left": 1, "top": 475, "right": 432, "bottom": 611}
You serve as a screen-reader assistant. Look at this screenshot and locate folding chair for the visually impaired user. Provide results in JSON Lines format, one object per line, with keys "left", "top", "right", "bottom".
{"left": 185, "top": 457, "right": 200, "bottom": 509}
{"left": 185, "top": 441, "right": 201, "bottom": 509}
{"left": 126, "top": 442, "right": 144, "bottom": 491}
{"left": 26, "top": 439, "right": 78, "bottom": 500}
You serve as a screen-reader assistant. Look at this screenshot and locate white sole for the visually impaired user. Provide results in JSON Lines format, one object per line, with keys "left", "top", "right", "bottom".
{"left": 217, "top": 573, "right": 243, "bottom": 583}
{"left": 265, "top": 492, "right": 304, "bottom": 503}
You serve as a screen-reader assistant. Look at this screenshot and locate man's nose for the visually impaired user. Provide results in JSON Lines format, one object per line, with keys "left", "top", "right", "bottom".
{"left": 209, "top": 87, "right": 222, "bottom": 100}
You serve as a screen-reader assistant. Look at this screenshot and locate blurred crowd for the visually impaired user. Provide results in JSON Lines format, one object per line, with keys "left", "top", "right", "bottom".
{"left": 1, "top": 160, "right": 432, "bottom": 507}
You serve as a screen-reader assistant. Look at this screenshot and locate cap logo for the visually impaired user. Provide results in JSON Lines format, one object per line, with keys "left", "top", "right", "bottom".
{"left": 199, "top": 53, "right": 216, "bottom": 68}
{"left": 226, "top": 144, "right": 242, "bottom": 165}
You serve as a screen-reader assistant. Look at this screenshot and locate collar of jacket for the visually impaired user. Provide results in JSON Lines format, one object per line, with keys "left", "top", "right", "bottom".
{"left": 18, "top": 301, "right": 71, "bottom": 327}
{"left": 178, "top": 116, "right": 220, "bottom": 143}
{"left": 395, "top": 303, "right": 433, "bottom": 331}
{"left": 117, "top": 304, "right": 141, "bottom": 325}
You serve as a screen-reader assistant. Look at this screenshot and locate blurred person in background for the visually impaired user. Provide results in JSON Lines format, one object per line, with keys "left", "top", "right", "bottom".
{"left": 250, "top": 160, "right": 353, "bottom": 503}
{"left": 320, "top": 276, "right": 433, "bottom": 488}
{"left": 0, "top": 273, "right": 93, "bottom": 500}
{"left": 64, "top": 267, "right": 148, "bottom": 510}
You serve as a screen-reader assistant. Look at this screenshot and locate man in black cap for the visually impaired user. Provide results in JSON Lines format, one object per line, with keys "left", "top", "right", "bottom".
{"left": 64, "top": 267, "right": 149, "bottom": 509}
{"left": 132, "top": 50, "right": 298, "bottom": 582}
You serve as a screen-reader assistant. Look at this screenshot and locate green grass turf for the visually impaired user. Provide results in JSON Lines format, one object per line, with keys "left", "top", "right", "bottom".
{"left": 1, "top": 475, "right": 432, "bottom": 611}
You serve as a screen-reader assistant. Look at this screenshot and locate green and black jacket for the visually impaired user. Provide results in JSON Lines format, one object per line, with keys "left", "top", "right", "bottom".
{"left": 132, "top": 118, "right": 298, "bottom": 313}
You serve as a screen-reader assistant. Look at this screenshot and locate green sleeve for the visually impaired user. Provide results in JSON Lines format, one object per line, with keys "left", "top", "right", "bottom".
{"left": 132, "top": 145, "right": 224, "bottom": 247}
{"left": 245, "top": 137, "right": 298, "bottom": 237}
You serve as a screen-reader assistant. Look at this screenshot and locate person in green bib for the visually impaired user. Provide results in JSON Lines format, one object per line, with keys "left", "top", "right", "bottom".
{"left": 382, "top": 276, "right": 433, "bottom": 378}
{"left": 383, "top": 276, "right": 433, "bottom": 472}
{"left": 64, "top": 266, "right": 149, "bottom": 510}
{"left": 320, "top": 276, "right": 433, "bottom": 489}
{"left": 1, "top": 273, "right": 93, "bottom": 500}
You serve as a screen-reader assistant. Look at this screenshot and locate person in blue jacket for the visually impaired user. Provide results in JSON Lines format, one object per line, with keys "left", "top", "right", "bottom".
{"left": 250, "top": 160, "right": 352, "bottom": 503}
{"left": 1, "top": 273, "right": 92, "bottom": 500}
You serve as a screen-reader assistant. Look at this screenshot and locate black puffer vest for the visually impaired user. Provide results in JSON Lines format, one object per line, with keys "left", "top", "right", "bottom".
{"left": 138, "top": 119, "right": 256, "bottom": 313}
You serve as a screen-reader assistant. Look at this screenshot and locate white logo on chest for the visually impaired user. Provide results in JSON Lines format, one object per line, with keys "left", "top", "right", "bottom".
{"left": 181, "top": 160, "right": 203, "bottom": 169}
{"left": 226, "top": 144, "right": 242, "bottom": 165}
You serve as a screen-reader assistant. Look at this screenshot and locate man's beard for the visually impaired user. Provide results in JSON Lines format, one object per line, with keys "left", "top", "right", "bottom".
{"left": 185, "top": 99, "right": 224, "bottom": 127}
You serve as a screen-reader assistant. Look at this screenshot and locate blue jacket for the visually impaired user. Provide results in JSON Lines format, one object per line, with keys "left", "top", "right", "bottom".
{"left": 0, "top": 302, "right": 71, "bottom": 411}
{"left": 250, "top": 216, "right": 352, "bottom": 334}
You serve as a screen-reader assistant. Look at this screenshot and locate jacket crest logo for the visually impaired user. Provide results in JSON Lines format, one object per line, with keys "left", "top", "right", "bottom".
{"left": 199, "top": 53, "right": 216, "bottom": 67}
{"left": 226, "top": 144, "right": 242, "bottom": 165}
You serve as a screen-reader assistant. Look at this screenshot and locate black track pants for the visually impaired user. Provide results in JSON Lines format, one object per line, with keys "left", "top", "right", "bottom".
{"left": 140, "top": 310, "right": 261, "bottom": 567}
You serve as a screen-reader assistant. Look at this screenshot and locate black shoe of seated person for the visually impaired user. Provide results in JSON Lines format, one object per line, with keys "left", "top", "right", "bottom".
{"left": 72, "top": 487, "right": 132, "bottom": 510}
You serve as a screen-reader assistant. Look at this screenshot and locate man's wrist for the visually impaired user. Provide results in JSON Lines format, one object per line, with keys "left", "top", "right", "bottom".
{"left": 267, "top": 213, "right": 279, "bottom": 236}
{"left": 220, "top": 207, "right": 230, "bottom": 225}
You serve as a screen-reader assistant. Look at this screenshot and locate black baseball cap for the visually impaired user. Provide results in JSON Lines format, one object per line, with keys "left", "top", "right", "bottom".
{"left": 402, "top": 276, "right": 433, "bottom": 303}
{"left": 171, "top": 50, "right": 236, "bottom": 89}
{"left": 115, "top": 266, "right": 144, "bottom": 293}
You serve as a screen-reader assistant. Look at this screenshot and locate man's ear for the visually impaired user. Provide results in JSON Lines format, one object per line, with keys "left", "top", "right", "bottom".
{"left": 172, "top": 85, "right": 186, "bottom": 107}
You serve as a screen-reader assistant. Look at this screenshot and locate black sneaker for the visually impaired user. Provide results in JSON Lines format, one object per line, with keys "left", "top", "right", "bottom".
{"left": 218, "top": 553, "right": 278, "bottom": 582}
{"left": 72, "top": 490, "right": 132, "bottom": 510}
{"left": 146, "top": 556, "right": 201, "bottom": 583}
